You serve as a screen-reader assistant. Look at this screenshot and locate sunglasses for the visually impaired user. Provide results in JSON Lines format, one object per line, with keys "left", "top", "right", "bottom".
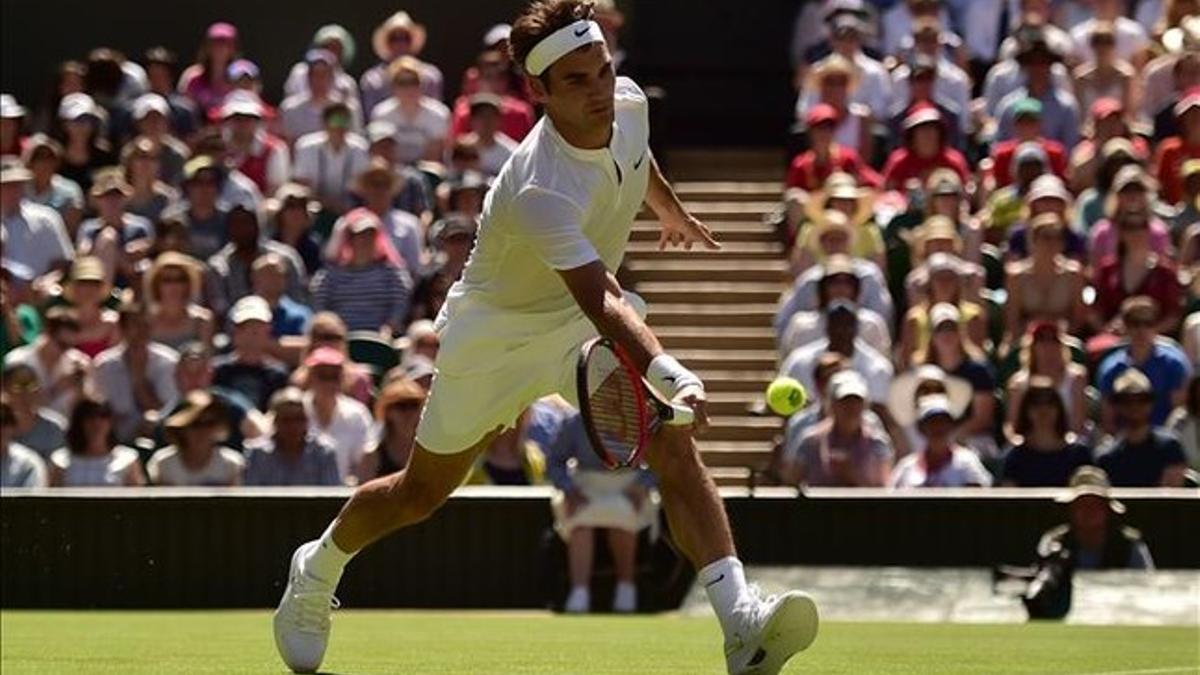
{"left": 312, "top": 332, "right": 346, "bottom": 343}
{"left": 159, "top": 274, "right": 190, "bottom": 285}
{"left": 6, "top": 378, "right": 40, "bottom": 393}
{"left": 313, "top": 369, "right": 342, "bottom": 381}
{"left": 394, "top": 78, "right": 420, "bottom": 88}
{"left": 1124, "top": 317, "right": 1154, "bottom": 328}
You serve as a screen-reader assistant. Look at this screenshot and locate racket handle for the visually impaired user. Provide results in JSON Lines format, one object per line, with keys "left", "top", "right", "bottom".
{"left": 666, "top": 402, "right": 695, "bottom": 426}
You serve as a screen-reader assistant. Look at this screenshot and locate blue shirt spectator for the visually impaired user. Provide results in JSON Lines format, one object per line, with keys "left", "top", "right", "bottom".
{"left": 1098, "top": 340, "right": 1192, "bottom": 427}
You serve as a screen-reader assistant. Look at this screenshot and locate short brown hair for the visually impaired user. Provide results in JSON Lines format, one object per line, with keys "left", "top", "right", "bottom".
{"left": 509, "top": 0, "right": 596, "bottom": 75}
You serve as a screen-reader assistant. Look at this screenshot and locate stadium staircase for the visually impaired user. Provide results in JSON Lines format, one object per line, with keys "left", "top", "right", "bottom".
{"left": 626, "top": 149, "right": 787, "bottom": 486}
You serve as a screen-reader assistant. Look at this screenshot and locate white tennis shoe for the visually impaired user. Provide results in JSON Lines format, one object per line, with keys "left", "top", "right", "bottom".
{"left": 273, "top": 542, "right": 339, "bottom": 674}
{"left": 725, "top": 587, "right": 819, "bottom": 675}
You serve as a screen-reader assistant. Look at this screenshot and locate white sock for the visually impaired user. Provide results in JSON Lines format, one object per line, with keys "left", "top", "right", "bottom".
{"left": 699, "top": 556, "right": 749, "bottom": 636}
{"left": 300, "top": 522, "right": 354, "bottom": 587}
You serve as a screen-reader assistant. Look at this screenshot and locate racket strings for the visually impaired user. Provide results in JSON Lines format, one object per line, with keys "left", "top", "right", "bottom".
{"left": 586, "top": 348, "right": 645, "bottom": 464}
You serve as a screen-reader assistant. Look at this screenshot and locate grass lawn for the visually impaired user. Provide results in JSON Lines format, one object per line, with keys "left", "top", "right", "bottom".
{"left": 1, "top": 611, "right": 1197, "bottom": 674}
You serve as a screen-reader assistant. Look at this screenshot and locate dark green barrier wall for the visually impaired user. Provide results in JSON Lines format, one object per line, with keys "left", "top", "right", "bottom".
{"left": 2, "top": 488, "right": 1195, "bottom": 609}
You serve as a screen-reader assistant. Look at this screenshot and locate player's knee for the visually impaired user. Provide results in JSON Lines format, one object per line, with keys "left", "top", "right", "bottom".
{"left": 388, "top": 474, "right": 454, "bottom": 524}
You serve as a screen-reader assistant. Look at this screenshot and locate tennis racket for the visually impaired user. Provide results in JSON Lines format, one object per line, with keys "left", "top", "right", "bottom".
{"left": 576, "top": 337, "right": 695, "bottom": 469}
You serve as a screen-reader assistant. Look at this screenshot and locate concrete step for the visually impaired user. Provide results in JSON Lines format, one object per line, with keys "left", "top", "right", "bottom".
{"left": 676, "top": 349, "right": 779, "bottom": 371}
{"left": 629, "top": 225, "right": 779, "bottom": 244}
{"left": 655, "top": 326, "right": 777, "bottom": 350}
{"left": 625, "top": 241, "right": 783, "bottom": 261}
{"left": 672, "top": 181, "right": 784, "bottom": 202}
{"left": 706, "top": 466, "right": 755, "bottom": 487}
{"left": 636, "top": 282, "right": 782, "bottom": 305}
{"left": 647, "top": 303, "right": 777, "bottom": 327}
{"left": 698, "top": 391, "right": 762, "bottom": 417}
{"left": 624, "top": 260, "right": 789, "bottom": 283}
{"left": 695, "top": 369, "right": 778, "bottom": 393}
{"left": 695, "top": 415, "right": 781, "bottom": 442}
{"left": 698, "top": 441, "right": 775, "bottom": 468}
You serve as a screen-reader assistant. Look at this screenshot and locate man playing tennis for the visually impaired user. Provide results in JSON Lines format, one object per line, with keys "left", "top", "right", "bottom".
{"left": 274, "top": 1, "right": 819, "bottom": 672}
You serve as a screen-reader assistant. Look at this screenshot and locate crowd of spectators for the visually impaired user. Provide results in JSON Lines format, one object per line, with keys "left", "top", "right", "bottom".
{"left": 773, "top": 0, "right": 1199, "bottom": 490}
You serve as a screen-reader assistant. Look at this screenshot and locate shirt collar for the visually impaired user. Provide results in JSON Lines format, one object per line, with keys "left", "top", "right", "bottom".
{"left": 543, "top": 115, "right": 617, "bottom": 164}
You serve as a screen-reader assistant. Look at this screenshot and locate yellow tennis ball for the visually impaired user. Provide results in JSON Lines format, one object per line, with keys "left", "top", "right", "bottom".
{"left": 766, "top": 377, "right": 808, "bottom": 416}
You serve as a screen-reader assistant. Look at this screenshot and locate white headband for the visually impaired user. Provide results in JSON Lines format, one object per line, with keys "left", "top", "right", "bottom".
{"left": 524, "top": 20, "right": 604, "bottom": 76}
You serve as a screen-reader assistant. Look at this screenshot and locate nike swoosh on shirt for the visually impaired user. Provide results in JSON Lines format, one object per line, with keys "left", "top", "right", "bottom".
{"left": 574, "top": 26, "right": 589, "bottom": 37}
{"left": 633, "top": 151, "right": 646, "bottom": 170}
{"left": 704, "top": 573, "right": 725, "bottom": 588}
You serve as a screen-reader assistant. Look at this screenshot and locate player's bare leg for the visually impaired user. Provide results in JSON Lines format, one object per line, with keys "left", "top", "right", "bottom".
{"left": 273, "top": 429, "right": 501, "bottom": 673}
{"left": 645, "top": 426, "right": 818, "bottom": 674}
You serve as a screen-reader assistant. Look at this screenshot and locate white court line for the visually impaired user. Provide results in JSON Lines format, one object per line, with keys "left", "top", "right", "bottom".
{"left": 1080, "top": 662, "right": 1200, "bottom": 667}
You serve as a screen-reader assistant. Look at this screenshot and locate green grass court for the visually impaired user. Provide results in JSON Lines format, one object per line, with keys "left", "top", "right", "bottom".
{"left": 2, "top": 611, "right": 1197, "bottom": 674}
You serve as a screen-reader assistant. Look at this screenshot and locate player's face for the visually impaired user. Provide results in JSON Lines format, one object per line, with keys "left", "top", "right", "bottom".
{"left": 535, "top": 41, "right": 615, "bottom": 135}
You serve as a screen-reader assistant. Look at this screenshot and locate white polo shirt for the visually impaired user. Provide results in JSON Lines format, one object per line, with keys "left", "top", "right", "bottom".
{"left": 434, "top": 77, "right": 651, "bottom": 375}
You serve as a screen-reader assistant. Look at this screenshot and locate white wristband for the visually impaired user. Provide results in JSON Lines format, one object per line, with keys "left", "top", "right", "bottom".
{"left": 647, "top": 353, "right": 704, "bottom": 400}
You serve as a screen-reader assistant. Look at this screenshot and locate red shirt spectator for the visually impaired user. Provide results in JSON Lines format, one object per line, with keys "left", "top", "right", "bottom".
{"left": 1092, "top": 256, "right": 1182, "bottom": 325}
{"left": 787, "top": 104, "right": 881, "bottom": 190}
{"left": 450, "top": 95, "right": 534, "bottom": 143}
{"left": 991, "top": 138, "right": 1068, "bottom": 187}
{"left": 1153, "top": 90, "right": 1200, "bottom": 204}
{"left": 882, "top": 104, "right": 969, "bottom": 191}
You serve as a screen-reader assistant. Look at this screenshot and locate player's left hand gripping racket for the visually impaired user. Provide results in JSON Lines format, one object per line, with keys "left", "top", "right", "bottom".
{"left": 576, "top": 337, "right": 695, "bottom": 469}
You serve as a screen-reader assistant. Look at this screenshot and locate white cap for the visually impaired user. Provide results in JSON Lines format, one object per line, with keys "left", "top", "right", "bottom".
{"left": 58, "top": 92, "right": 98, "bottom": 121}
{"left": 220, "top": 92, "right": 263, "bottom": 119}
{"left": 926, "top": 252, "right": 964, "bottom": 275}
{"left": 929, "top": 302, "right": 961, "bottom": 328}
{"left": 829, "top": 370, "right": 868, "bottom": 401}
{"left": 483, "top": 23, "right": 511, "bottom": 48}
{"left": 1026, "top": 174, "right": 1071, "bottom": 203}
{"left": 132, "top": 93, "right": 170, "bottom": 121}
{"left": 0, "top": 94, "right": 26, "bottom": 119}
{"left": 917, "top": 395, "right": 954, "bottom": 424}
{"left": 367, "top": 120, "right": 397, "bottom": 144}
{"left": 230, "top": 295, "right": 272, "bottom": 325}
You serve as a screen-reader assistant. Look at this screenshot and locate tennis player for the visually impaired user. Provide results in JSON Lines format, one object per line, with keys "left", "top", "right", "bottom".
{"left": 274, "top": 2, "right": 819, "bottom": 672}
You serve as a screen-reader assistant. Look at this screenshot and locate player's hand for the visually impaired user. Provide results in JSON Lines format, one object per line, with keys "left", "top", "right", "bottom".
{"left": 657, "top": 212, "right": 720, "bottom": 251}
{"left": 676, "top": 385, "right": 710, "bottom": 432}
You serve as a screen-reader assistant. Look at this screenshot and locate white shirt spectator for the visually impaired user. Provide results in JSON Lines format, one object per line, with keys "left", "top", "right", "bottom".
{"left": 291, "top": 131, "right": 370, "bottom": 210}
{"left": 147, "top": 445, "right": 246, "bottom": 486}
{"left": 283, "top": 63, "right": 361, "bottom": 112}
{"left": 478, "top": 133, "right": 519, "bottom": 176}
{"left": 776, "top": 259, "right": 894, "bottom": 333}
{"left": 3, "top": 344, "right": 90, "bottom": 417}
{"left": 781, "top": 338, "right": 894, "bottom": 406}
{"left": 1, "top": 442, "right": 48, "bottom": 487}
{"left": 890, "top": 59, "right": 972, "bottom": 131}
{"left": 889, "top": 446, "right": 994, "bottom": 488}
{"left": 879, "top": 3, "right": 952, "bottom": 58}
{"left": 219, "top": 169, "right": 263, "bottom": 210}
{"left": 303, "top": 392, "right": 379, "bottom": 480}
{"left": 781, "top": 308, "right": 891, "bottom": 358}
{"left": 92, "top": 343, "right": 180, "bottom": 443}
{"left": 982, "top": 60, "right": 1074, "bottom": 117}
{"left": 1, "top": 202, "right": 74, "bottom": 278}
{"left": 1070, "top": 17, "right": 1149, "bottom": 63}
{"left": 370, "top": 96, "right": 451, "bottom": 165}
{"left": 381, "top": 208, "right": 425, "bottom": 274}
{"left": 960, "top": 1, "right": 1006, "bottom": 62}
{"left": 799, "top": 53, "right": 892, "bottom": 122}
{"left": 280, "top": 94, "right": 363, "bottom": 143}
{"left": 50, "top": 445, "right": 139, "bottom": 486}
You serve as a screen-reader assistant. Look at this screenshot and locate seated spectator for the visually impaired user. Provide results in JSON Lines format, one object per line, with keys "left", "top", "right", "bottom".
{"left": 1147, "top": 45, "right": 1200, "bottom": 143}
{"left": 121, "top": 136, "right": 179, "bottom": 222}
{"left": 2, "top": 363, "right": 66, "bottom": 459}
{"left": 169, "top": 156, "right": 229, "bottom": 261}
{"left": 191, "top": 130, "right": 265, "bottom": 209}
{"left": 213, "top": 296, "right": 290, "bottom": 410}
{"left": 1173, "top": 187, "right": 1200, "bottom": 254}
{"left": 1006, "top": 322, "right": 1090, "bottom": 441}
{"left": 144, "top": 252, "right": 215, "bottom": 351}
{"left": 48, "top": 396, "right": 144, "bottom": 487}
{"left": 280, "top": 49, "right": 362, "bottom": 143}
{"left": 76, "top": 168, "right": 154, "bottom": 285}
{"left": 781, "top": 301, "right": 893, "bottom": 410}
{"left": 4, "top": 306, "right": 90, "bottom": 417}
{"left": 312, "top": 208, "right": 413, "bottom": 336}
{"left": 888, "top": 49, "right": 966, "bottom": 154}
{"left": 301, "top": 347, "right": 377, "bottom": 484}
{"left": 881, "top": 104, "right": 969, "bottom": 191}
{"left": 792, "top": 174, "right": 885, "bottom": 273}
{"left": 354, "top": 158, "right": 425, "bottom": 275}
{"left": 0, "top": 93, "right": 26, "bottom": 155}
{"left": 778, "top": 254, "right": 890, "bottom": 358}
{"left": 995, "top": 35, "right": 1081, "bottom": 150}
{"left": 290, "top": 312, "right": 373, "bottom": 404}
{"left": 786, "top": 103, "right": 881, "bottom": 205}
{"left": 547, "top": 409, "right": 657, "bottom": 614}
{"left": 1153, "top": 87, "right": 1200, "bottom": 205}
{"left": 92, "top": 300, "right": 178, "bottom": 444}
{"left": 266, "top": 182, "right": 323, "bottom": 276}
{"left": 364, "top": 121, "right": 435, "bottom": 221}
{"left": 784, "top": 370, "right": 893, "bottom": 487}
{"left": 220, "top": 93, "right": 289, "bottom": 196}
{"left": 453, "top": 34, "right": 537, "bottom": 143}
{"left": 252, "top": 253, "right": 312, "bottom": 340}
{"left": 0, "top": 267, "right": 40, "bottom": 357}
{"left": 1067, "top": 99, "right": 1148, "bottom": 195}
{"left": 1095, "top": 369, "right": 1189, "bottom": 487}
{"left": 1075, "top": 138, "right": 1144, "bottom": 232}
{"left": 899, "top": 253, "right": 987, "bottom": 368}
{"left": 798, "top": 55, "right": 874, "bottom": 162}
{"left": 1072, "top": 23, "right": 1136, "bottom": 116}
{"left": 225, "top": 60, "right": 281, "bottom": 137}
{"left": 21, "top": 134, "right": 84, "bottom": 233}
{"left": 1090, "top": 217, "right": 1183, "bottom": 336}
{"left": 177, "top": 22, "right": 237, "bottom": 120}
{"left": 799, "top": 13, "right": 890, "bottom": 123}
{"left": 776, "top": 253, "right": 892, "bottom": 329}
{"left": 1097, "top": 298, "right": 1192, "bottom": 430}
{"left": 140, "top": 48, "right": 199, "bottom": 142}
{"left": 915, "top": 303, "right": 998, "bottom": 459}
{"left": 902, "top": 217, "right": 985, "bottom": 305}
{"left": 1086, "top": 165, "right": 1173, "bottom": 270}
{"left": 889, "top": 395, "right": 993, "bottom": 488}
{"left": 989, "top": 98, "right": 1068, "bottom": 189}
{"left": 209, "top": 203, "right": 308, "bottom": 312}
{"left": 282, "top": 25, "right": 361, "bottom": 111}
{"left": 1004, "top": 175, "right": 1087, "bottom": 261}
{"left": 148, "top": 390, "right": 243, "bottom": 486}
{"left": 54, "top": 93, "right": 116, "bottom": 194}
{"left": 360, "top": 11, "right": 444, "bottom": 116}
{"left": 129, "top": 93, "right": 190, "bottom": 186}
{"left": 1001, "top": 376, "right": 1094, "bottom": 487}
{"left": 62, "top": 257, "right": 120, "bottom": 359}
{"left": 1003, "top": 214, "right": 1087, "bottom": 346}
{"left": 777, "top": 353, "right": 869, "bottom": 477}
{"left": 435, "top": 170, "right": 489, "bottom": 218}
{"left": 1166, "top": 375, "right": 1200, "bottom": 470}
{"left": 1, "top": 157, "right": 75, "bottom": 282}
{"left": 466, "top": 414, "right": 545, "bottom": 486}
{"left": 291, "top": 101, "right": 370, "bottom": 216}
{"left": 370, "top": 57, "right": 451, "bottom": 166}
{"left": 886, "top": 364, "right": 972, "bottom": 458}
{"left": 0, "top": 395, "right": 48, "bottom": 487}
{"left": 465, "top": 94, "right": 518, "bottom": 176}
{"left": 409, "top": 214, "right": 477, "bottom": 322}
{"left": 243, "top": 387, "right": 340, "bottom": 487}
{"left": 161, "top": 342, "right": 265, "bottom": 451}
{"left": 919, "top": 171, "right": 983, "bottom": 265}
{"left": 359, "top": 378, "right": 425, "bottom": 479}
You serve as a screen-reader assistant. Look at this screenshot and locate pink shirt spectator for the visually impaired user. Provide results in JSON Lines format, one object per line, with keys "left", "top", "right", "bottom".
{"left": 1087, "top": 217, "right": 1172, "bottom": 269}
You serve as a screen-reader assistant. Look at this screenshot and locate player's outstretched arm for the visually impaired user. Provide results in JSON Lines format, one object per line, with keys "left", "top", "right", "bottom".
{"left": 644, "top": 154, "right": 721, "bottom": 251}
{"left": 559, "top": 260, "right": 709, "bottom": 428}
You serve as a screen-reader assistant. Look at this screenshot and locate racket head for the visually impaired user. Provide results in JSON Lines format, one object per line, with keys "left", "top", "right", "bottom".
{"left": 576, "top": 337, "right": 652, "bottom": 468}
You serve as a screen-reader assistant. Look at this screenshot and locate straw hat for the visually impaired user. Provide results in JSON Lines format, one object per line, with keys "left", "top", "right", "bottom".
{"left": 373, "top": 11, "right": 427, "bottom": 61}
{"left": 805, "top": 55, "right": 859, "bottom": 96}
{"left": 887, "top": 364, "right": 973, "bottom": 427}
{"left": 804, "top": 172, "right": 874, "bottom": 228}
{"left": 1055, "top": 466, "right": 1125, "bottom": 514}
{"left": 903, "top": 215, "right": 962, "bottom": 257}
{"left": 164, "top": 390, "right": 228, "bottom": 436}
{"left": 144, "top": 251, "right": 202, "bottom": 304}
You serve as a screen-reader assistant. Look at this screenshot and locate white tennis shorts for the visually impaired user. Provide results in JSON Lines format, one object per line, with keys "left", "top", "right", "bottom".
{"left": 415, "top": 292, "right": 647, "bottom": 455}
